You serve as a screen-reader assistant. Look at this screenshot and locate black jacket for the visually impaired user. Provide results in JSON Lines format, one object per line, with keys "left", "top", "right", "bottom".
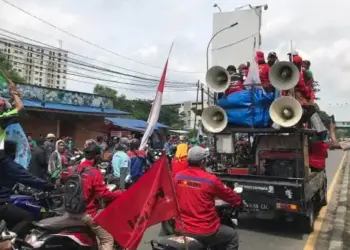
{"left": 0, "top": 157, "right": 52, "bottom": 202}
{"left": 28, "top": 146, "right": 47, "bottom": 179}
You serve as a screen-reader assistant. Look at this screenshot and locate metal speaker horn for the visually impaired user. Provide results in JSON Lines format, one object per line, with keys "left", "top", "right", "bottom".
{"left": 269, "top": 61, "right": 299, "bottom": 90}
{"left": 269, "top": 96, "right": 303, "bottom": 127}
{"left": 205, "top": 66, "right": 231, "bottom": 93}
{"left": 201, "top": 106, "right": 228, "bottom": 133}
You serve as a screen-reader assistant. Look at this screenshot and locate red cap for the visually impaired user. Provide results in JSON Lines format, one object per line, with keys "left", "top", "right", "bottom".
{"left": 256, "top": 51, "right": 265, "bottom": 61}
{"left": 293, "top": 55, "right": 303, "bottom": 64}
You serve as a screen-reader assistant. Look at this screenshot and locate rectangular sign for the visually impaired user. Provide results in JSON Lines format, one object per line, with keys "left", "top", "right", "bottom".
{"left": 212, "top": 8, "right": 262, "bottom": 68}
{"left": 0, "top": 83, "right": 113, "bottom": 108}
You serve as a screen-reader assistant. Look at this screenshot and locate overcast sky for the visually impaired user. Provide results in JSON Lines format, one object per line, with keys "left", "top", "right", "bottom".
{"left": 0, "top": 0, "right": 349, "bottom": 120}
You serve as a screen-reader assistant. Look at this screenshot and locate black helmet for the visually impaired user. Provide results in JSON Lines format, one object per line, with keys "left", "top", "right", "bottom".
{"left": 130, "top": 138, "right": 140, "bottom": 150}
{"left": 83, "top": 139, "right": 101, "bottom": 159}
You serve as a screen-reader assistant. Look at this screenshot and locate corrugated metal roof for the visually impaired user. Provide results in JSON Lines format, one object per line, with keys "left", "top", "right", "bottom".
{"left": 23, "top": 100, "right": 129, "bottom": 115}
{"left": 105, "top": 117, "right": 167, "bottom": 132}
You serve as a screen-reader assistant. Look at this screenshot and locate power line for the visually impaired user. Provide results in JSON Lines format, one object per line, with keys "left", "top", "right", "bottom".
{"left": 0, "top": 32, "right": 196, "bottom": 85}
{"left": 1, "top": 0, "right": 204, "bottom": 74}
{"left": 3, "top": 58, "right": 197, "bottom": 91}
{"left": 0, "top": 44, "right": 194, "bottom": 88}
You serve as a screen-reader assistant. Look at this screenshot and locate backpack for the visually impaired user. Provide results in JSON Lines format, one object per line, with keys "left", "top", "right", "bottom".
{"left": 64, "top": 166, "right": 94, "bottom": 214}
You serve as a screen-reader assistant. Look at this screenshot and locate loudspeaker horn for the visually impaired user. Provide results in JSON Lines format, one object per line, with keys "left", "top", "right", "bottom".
{"left": 201, "top": 106, "right": 228, "bottom": 133}
{"left": 205, "top": 66, "right": 231, "bottom": 93}
{"left": 269, "top": 61, "right": 300, "bottom": 90}
{"left": 269, "top": 96, "right": 303, "bottom": 127}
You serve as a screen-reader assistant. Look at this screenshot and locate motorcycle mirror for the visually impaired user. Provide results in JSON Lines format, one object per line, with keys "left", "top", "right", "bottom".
{"left": 234, "top": 186, "right": 243, "bottom": 194}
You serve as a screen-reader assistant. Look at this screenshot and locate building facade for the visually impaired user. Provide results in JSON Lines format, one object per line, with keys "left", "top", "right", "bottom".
{"left": 163, "top": 101, "right": 208, "bottom": 130}
{"left": 0, "top": 37, "right": 68, "bottom": 89}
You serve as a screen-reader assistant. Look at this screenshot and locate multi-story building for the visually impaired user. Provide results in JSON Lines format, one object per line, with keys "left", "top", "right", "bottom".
{"left": 0, "top": 38, "right": 68, "bottom": 89}
{"left": 163, "top": 101, "right": 209, "bottom": 130}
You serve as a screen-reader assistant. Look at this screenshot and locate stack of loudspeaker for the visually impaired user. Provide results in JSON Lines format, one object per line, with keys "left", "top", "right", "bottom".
{"left": 201, "top": 61, "right": 325, "bottom": 134}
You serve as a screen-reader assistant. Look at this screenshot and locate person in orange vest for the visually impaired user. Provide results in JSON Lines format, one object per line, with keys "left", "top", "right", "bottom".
{"left": 172, "top": 136, "right": 189, "bottom": 176}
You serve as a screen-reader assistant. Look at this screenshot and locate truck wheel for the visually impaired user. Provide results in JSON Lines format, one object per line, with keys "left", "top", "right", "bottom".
{"left": 161, "top": 219, "right": 175, "bottom": 235}
{"left": 299, "top": 202, "right": 315, "bottom": 234}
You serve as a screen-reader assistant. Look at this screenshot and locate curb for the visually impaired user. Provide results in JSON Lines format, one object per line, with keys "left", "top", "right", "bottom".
{"left": 328, "top": 153, "right": 350, "bottom": 250}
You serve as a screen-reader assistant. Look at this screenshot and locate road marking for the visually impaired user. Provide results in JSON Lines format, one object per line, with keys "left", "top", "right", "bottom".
{"left": 304, "top": 152, "right": 347, "bottom": 250}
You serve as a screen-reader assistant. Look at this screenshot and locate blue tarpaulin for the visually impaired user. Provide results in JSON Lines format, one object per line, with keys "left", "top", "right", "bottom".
{"left": 217, "top": 88, "right": 274, "bottom": 127}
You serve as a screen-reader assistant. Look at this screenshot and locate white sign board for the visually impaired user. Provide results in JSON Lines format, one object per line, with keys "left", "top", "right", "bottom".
{"left": 212, "top": 8, "right": 262, "bottom": 69}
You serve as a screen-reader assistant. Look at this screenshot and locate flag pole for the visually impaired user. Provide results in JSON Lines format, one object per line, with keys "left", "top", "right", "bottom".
{"left": 164, "top": 158, "right": 189, "bottom": 250}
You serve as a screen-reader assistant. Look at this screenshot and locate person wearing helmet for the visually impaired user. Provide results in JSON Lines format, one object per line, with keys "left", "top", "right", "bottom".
{"left": 127, "top": 138, "right": 147, "bottom": 183}
{"left": 111, "top": 142, "right": 130, "bottom": 189}
{"left": 174, "top": 146, "right": 242, "bottom": 250}
{"left": 70, "top": 139, "right": 123, "bottom": 250}
{"left": 0, "top": 140, "right": 54, "bottom": 238}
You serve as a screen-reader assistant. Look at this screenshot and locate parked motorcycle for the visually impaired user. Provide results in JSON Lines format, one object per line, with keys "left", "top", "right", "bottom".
{"left": 153, "top": 187, "right": 243, "bottom": 250}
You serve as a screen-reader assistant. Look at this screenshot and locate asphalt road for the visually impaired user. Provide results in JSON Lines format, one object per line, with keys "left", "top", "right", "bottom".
{"left": 138, "top": 150, "right": 345, "bottom": 250}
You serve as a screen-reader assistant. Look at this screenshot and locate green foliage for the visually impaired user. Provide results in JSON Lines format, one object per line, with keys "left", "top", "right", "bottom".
{"left": 93, "top": 84, "right": 185, "bottom": 128}
{"left": 0, "top": 52, "right": 25, "bottom": 83}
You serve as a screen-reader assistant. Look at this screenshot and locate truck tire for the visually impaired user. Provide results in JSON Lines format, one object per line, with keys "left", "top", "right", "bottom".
{"left": 161, "top": 219, "right": 175, "bottom": 235}
{"left": 299, "top": 201, "right": 315, "bottom": 234}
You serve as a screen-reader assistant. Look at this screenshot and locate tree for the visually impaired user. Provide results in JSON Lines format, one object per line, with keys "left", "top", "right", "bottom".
{"left": 313, "top": 81, "right": 320, "bottom": 100}
{"left": 93, "top": 85, "right": 184, "bottom": 127}
{"left": 0, "top": 52, "right": 25, "bottom": 83}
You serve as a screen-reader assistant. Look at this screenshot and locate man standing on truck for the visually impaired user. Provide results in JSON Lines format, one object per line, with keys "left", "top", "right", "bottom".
{"left": 174, "top": 146, "right": 242, "bottom": 250}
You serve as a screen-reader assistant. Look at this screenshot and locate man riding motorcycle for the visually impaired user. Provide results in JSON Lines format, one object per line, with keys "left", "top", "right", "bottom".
{"left": 174, "top": 146, "right": 242, "bottom": 250}
{"left": 0, "top": 140, "right": 54, "bottom": 238}
{"left": 68, "top": 139, "right": 123, "bottom": 250}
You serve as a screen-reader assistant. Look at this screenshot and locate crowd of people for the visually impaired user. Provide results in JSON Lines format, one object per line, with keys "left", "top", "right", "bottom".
{"left": 222, "top": 50, "right": 315, "bottom": 107}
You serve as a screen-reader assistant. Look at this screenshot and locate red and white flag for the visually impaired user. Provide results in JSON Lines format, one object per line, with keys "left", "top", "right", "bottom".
{"left": 140, "top": 44, "right": 173, "bottom": 150}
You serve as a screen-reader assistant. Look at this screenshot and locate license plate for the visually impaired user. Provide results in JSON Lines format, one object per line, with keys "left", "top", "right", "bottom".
{"left": 247, "top": 203, "right": 269, "bottom": 211}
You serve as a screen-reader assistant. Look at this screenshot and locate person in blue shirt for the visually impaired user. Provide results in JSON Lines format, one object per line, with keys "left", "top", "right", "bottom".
{"left": 111, "top": 143, "right": 130, "bottom": 189}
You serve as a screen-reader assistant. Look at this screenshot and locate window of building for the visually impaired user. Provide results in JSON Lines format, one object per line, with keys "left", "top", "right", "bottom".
{"left": 39, "top": 78, "right": 42, "bottom": 82}
{"left": 57, "top": 80, "right": 59, "bottom": 84}
{"left": 35, "top": 71, "right": 38, "bottom": 75}
{"left": 13, "top": 62, "right": 17, "bottom": 66}
{"left": 18, "top": 69, "right": 22, "bottom": 72}
{"left": 40, "top": 72, "right": 42, "bottom": 76}
{"left": 14, "top": 50, "right": 18, "bottom": 53}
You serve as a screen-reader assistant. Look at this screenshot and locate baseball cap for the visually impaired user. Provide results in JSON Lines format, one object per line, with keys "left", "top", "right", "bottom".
{"left": 256, "top": 51, "right": 265, "bottom": 61}
{"left": 292, "top": 55, "right": 303, "bottom": 64}
{"left": 188, "top": 146, "right": 209, "bottom": 162}
{"left": 268, "top": 52, "right": 277, "bottom": 58}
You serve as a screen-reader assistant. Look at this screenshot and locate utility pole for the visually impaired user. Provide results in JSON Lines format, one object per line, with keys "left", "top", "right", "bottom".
{"left": 201, "top": 83, "right": 205, "bottom": 132}
{"left": 193, "top": 80, "right": 200, "bottom": 133}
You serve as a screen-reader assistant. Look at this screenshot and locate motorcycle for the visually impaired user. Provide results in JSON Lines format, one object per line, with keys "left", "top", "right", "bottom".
{"left": 11, "top": 185, "right": 64, "bottom": 221}
{"left": 153, "top": 187, "right": 243, "bottom": 250}
{"left": 21, "top": 185, "right": 119, "bottom": 250}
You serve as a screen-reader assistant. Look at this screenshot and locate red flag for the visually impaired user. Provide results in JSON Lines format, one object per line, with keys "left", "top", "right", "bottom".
{"left": 94, "top": 156, "right": 178, "bottom": 249}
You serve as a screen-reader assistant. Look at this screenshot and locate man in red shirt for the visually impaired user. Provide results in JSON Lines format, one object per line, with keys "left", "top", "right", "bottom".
{"left": 70, "top": 140, "right": 123, "bottom": 250}
{"left": 174, "top": 146, "right": 242, "bottom": 250}
{"left": 256, "top": 51, "right": 272, "bottom": 92}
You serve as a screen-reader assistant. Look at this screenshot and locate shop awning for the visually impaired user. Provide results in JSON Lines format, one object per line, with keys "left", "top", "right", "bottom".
{"left": 23, "top": 100, "right": 129, "bottom": 116}
{"left": 105, "top": 117, "right": 168, "bottom": 132}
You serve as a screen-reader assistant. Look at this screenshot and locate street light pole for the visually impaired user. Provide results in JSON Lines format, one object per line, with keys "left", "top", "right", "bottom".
{"left": 213, "top": 3, "right": 222, "bottom": 12}
{"left": 205, "top": 22, "right": 238, "bottom": 105}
